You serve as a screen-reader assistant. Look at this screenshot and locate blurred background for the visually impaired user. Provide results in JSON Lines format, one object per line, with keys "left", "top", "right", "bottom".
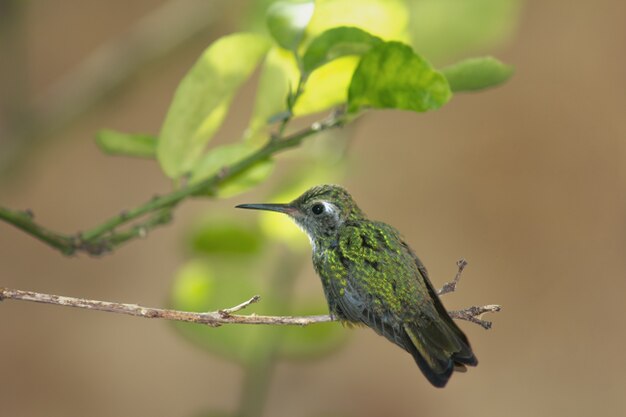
{"left": 1, "top": 0, "right": 625, "bottom": 416}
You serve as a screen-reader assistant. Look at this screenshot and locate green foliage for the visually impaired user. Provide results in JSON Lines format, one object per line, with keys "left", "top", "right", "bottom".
{"left": 157, "top": 33, "right": 270, "bottom": 179}
{"left": 245, "top": 47, "right": 298, "bottom": 143}
{"left": 293, "top": 56, "right": 357, "bottom": 115}
{"left": 302, "top": 26, "right": 383, "bottom": 74}
{"left": 266, "top": 0, "right": 314, "bottom": 51}
{"left": 296, "top": 0, "right": 411, "bottom": 114}
{"left": 348, "top": 42, "right": 451, "bottom": 113}
{"left": 95, "top": 130, "right": 156, "bottom": 158}
{"left": 442, "top": 57, "right": 514, "bottom": 92}
{"left": 247, "top": 0, "right": 411, "bottom": 141}
{"left": 97, "top": 0, "right": 517, "bottom": 163}
{"left": 247, "top": 45, "right": 360, "bottom": 143}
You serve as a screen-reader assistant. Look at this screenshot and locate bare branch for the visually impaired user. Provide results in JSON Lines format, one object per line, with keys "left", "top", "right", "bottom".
{"left": 0, "top": 285, "right": 499, "bottom": 329}
{"left": 435, "top": 259, "right": 501, "bottom": 328}
{"left": 448, "top": 305, "right": 502, "bottom": 330}
{"left": 0, "top": 288, "right": 332, "bottom": 326}
{"left": 438, "top": 258, "right": 468, "bottom": 296}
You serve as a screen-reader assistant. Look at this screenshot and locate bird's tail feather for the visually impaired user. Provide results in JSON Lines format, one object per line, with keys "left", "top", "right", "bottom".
{"left": 403, "top": 311, "right": 477, "bottom": 387}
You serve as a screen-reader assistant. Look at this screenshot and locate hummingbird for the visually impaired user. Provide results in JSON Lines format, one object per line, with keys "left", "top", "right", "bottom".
{"left": 236, "top": 184, "right": 477, "bottom": 387}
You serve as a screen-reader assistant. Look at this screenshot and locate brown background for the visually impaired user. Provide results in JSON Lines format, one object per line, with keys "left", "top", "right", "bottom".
{"left": 1, "top": 1, "right": 625, "bottom": 416}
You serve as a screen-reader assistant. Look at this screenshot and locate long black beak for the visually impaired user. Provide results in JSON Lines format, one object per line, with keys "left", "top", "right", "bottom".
{"left": 235, "top": 203, "right": 298, "bottom": 215}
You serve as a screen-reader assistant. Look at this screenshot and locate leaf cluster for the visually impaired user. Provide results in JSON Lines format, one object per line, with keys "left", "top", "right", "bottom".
{"left": 96, "top": 0, "right": 512, "bottom": 199}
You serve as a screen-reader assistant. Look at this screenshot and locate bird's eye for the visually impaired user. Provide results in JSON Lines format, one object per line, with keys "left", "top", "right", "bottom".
{"left": 311, "top": 203, "right": 324, "bottom": 215}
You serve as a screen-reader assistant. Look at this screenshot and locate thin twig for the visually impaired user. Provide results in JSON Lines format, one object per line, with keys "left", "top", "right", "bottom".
{"left": 436, "top": 259, "right": 500, "bottom": 329}
{"left": 219, "top": 295, "right": 261, "bottom": 317}
{"left": 438, "top": 258, "right": 468, "bottom": 296}
{"left": 448, "top": 305, "right": 502, "bottom": 330}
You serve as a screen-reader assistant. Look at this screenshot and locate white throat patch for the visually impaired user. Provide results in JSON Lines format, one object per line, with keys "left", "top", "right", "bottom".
{"left": 289, "top": 201, "right": 343, "bottom": 253}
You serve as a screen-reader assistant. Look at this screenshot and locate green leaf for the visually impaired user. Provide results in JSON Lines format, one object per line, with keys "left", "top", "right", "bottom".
{"left": 294, "top": 56, "right": 359, "bottom": 115}
{"left": 157, "top": 33, "right": 270, "bottom": 179}
{"left": 348, "top": 42, "right": 451, "bottom": 113}
{"left": 245, "top": 47, "right": 298, "bottom": 145}
{"left": 245, "top": 1, "right": 410, "bottom": 143}
{"left": 302, "top": 26, "right": 383, "bottom": 74}
{"left": 189, "top": 218, "right": 264, "bottom": 256}
{"left": 277, "top": 301, "right": 348, "bottom": 359}
{"left": 95, "top": 130, "right": 157, "bottom": 158}
{"left": 441, "top": 57, "right": 513, "bottom": 92}
{"left": 266, "top": 0, "right": 315, "bottom": 51}
{"left": 189, "top": 143, "right": 275, "bottom": 198}
{"left": 246, "top": 49, "right": 360, "bottom": 145}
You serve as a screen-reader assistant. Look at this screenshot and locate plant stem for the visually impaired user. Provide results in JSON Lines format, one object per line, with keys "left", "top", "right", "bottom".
{"left": 0, "top": 112, "right": 345, "bottom": 256}
{"left": 0, "top": 207, "right": 75, "bottom": 255}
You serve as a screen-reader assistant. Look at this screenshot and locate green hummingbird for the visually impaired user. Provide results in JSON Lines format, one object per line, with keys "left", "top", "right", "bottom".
{"left": 236, "top": 184, "right": 477, "bottom": 387}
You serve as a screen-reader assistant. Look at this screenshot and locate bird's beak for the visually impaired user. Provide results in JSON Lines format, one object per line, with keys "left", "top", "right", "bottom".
{"left": 236, "top": 203, "right": 299, "bottom": 216}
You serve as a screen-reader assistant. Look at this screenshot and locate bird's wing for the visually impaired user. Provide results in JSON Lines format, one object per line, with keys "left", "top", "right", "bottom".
{"left": 325, "top": 222, "right": 426, "bottom": 342}
{"left": 395, "top": 228, "right": 479, "bottom": 384}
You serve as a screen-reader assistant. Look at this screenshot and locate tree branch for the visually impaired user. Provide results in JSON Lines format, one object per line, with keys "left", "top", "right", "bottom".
{"left": 437, "top": 259, "right": 500, "bottom": 329}
{"left": 0, "top": 261, "right": 500, "bottom": 329}
{"left": 0, "top": 288, "right": 333, "bottom": 326}
{"left": 0, "top": 112, "right": 345, "bottom": 256}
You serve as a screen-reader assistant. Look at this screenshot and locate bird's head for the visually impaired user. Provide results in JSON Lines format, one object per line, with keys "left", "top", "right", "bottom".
{"left": 236, "top": 184, "right": 363, "bottom": 244}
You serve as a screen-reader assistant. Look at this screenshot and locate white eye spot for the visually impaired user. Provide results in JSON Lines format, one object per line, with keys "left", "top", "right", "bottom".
{"left": 322, "top": 202, "right": 342, "bottom": 227}
{"left": 322, "top": 202, "right": 335, "bottom": 213}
